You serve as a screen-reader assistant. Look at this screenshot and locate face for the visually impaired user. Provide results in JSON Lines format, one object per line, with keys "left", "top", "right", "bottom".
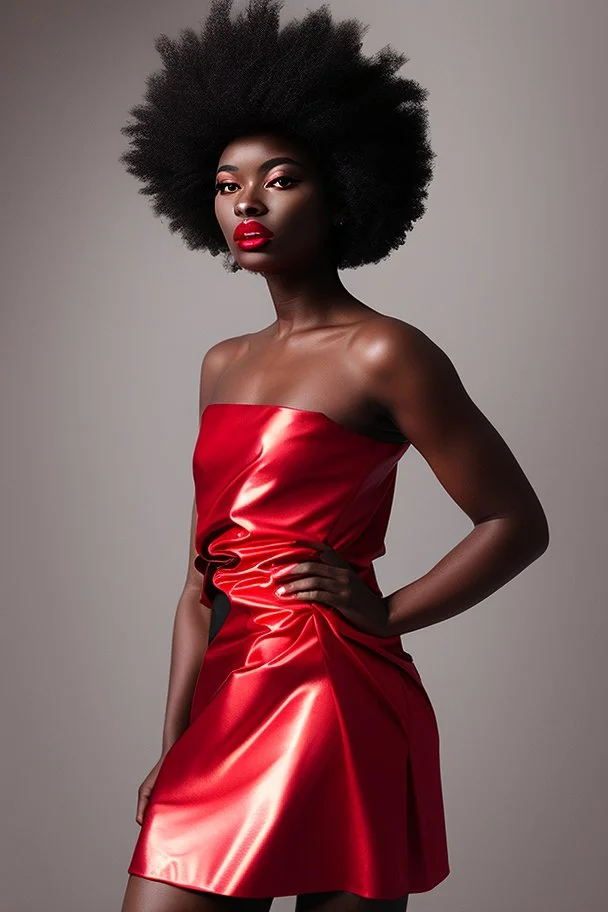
{"left": 214, "top": 132, "right": 337, "bottom": 274}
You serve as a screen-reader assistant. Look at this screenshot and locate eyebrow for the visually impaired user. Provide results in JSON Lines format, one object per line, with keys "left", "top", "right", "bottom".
{"left": 215, "top": 156, "right": 304, "bottom": 176}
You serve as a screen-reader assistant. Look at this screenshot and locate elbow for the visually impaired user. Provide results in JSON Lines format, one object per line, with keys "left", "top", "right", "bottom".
{"left": 484, "top": 503, "right": 550, "bottom": 567}
{"left": 517, "top": 504, "right": 550, "bottom": 563}
{"left": 530, "top": 524, "right": 550, "bottom": 563}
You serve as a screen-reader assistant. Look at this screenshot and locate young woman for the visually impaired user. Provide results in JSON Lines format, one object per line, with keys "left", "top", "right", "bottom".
{"left": 119, "top": 3, "right": 549, "bottom": 911}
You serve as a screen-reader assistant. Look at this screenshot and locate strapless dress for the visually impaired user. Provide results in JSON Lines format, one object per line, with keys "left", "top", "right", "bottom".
{"left": 127, "top": 403, "right": 450, "bottom": 898}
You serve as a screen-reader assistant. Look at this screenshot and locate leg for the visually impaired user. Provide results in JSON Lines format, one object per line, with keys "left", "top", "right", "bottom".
{"left": 295, "top": 891, "right": 408, "bottom": 912}
{"left": 120, "top": 873, "right": 275, "bottom": 912}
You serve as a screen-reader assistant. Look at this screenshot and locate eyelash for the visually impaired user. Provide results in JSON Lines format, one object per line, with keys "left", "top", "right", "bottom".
{"left": 214, "top": 175, "right": 298, "bottom": 194}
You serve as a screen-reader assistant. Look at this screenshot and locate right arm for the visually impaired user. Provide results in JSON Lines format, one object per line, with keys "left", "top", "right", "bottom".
{"left": 159, "top": 495, "right": 210, "bottom": 755}
{"left": 158, "top": 339, "right": 238, "bottom": 757}
{"left": 134, "top": 335, "right": 247, "bottom": 824}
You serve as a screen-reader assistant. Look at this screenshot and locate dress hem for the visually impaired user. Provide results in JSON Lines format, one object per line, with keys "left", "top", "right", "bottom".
{"left": 127, "top": 865, "right": 451, "bottom": 899}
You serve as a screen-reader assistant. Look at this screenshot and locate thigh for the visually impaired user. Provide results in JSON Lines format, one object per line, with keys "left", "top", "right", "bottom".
{"left": 120, "top": 874, "right": 275, "bottom": 912}
{"left": 295, "top": 892, "right": 408, "bottom": 912}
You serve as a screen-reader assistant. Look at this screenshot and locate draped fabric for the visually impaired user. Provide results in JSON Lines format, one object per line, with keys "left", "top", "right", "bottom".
{"left": 128, "top": 403, "right": 450, "bottom": 898}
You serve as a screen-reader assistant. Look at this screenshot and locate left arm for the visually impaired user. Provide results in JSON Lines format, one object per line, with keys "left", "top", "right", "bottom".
{"left": 370, "top": 320, "right": 549, "bottom": 637}
{"left": 272, "top": 318, "right": 549, "bottom": 638}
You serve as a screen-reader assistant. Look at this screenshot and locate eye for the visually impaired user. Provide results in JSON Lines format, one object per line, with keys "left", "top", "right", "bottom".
{"left": 214, "top": 175, "right": 299, "bottom": 194}
{"left": 214, "top": 180, "right": 239, "bottom": 194}
{"left": 268, "top": 175, "right": 298, "bottom": 189}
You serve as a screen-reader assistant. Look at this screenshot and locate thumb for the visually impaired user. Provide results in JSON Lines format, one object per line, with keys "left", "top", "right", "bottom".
{"left": 136, "top": 787, "right": 152, "bottom": 826}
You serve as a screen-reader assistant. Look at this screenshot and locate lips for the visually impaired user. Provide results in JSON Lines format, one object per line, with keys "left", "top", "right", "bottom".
{"left": 233, "top": 219, "right": 274, "bottom": 242}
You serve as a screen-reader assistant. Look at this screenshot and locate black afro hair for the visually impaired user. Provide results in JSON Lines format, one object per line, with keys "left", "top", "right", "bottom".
{"left": 119, "top": 0, "right": 436, "bottom": 273}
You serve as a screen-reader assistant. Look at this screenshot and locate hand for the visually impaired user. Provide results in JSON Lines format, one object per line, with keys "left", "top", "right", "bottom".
{"left": 135, "top": 754, "right": 166, "bottom": 826}
{"left": 273, "top": 539, "right": 389, "bottom": 637}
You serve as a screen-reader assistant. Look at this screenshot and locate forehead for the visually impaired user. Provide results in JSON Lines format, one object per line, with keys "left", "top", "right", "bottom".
{"left": 216, "top": 132, "right": 318, "bottom": 172}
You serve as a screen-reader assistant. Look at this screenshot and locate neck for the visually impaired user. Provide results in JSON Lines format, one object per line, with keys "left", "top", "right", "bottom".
{"left": 262, "top": 258, "right": 360, "bottom": 335}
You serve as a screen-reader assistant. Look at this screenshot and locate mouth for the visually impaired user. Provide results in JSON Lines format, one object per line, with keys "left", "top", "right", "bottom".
{"left": 235, "top": 236, "right": 273, "bottom": 250}
{"left": 233, "top": 219, "right": 274, "bottom": 249}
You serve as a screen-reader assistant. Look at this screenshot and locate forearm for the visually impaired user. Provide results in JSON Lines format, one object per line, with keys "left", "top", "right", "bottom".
{"left": 383, "top": 512, "right": 549, "bottom": 637}
{"left": 160, "top": 583, "right": 211, "bottom": 755}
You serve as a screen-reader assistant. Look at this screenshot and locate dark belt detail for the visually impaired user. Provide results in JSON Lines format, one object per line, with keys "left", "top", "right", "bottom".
{"left": 208, "top": 588, "right": 232, "bottom": 643}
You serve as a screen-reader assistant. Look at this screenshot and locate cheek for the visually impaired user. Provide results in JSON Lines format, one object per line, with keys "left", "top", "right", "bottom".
{"left": 214, "top": 199, "right": 232, "bottom": 240}
{"left": 281, "top": 191, "right": 328, "bottom": 237}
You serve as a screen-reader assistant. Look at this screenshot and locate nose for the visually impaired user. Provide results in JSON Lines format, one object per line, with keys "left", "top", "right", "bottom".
{"left": 234, "top": 196, "right": 267, "bottom": 219}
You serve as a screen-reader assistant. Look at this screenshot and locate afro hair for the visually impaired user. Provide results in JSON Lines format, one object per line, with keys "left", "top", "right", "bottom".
{"left": 119, "top": 0, "right": 435, "bottom": 273}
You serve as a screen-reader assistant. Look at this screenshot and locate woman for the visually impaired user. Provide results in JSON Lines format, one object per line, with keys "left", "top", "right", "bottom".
{"left": 119, "top": 2, "right": 549, "bottom": 911}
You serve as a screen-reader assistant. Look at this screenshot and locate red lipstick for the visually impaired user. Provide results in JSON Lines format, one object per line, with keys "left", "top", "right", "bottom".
{"left": 234, "top": 219, "right": 274, "bottom": 249}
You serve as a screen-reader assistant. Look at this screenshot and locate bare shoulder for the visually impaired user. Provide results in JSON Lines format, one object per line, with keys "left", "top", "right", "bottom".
{"left": 201, "top": 331, "right": 252, "bottom": 377}
{"left": 198, "top": 332, "right": 254, "bottom": 410}
{"left": 350, "top": 311, "right": 487, "bottom": 466}
{"left": 350, "top": 313, "right": 457, "bottom": 395}
{"left": 352, "top": 314, "right": 550, "bottom": 537}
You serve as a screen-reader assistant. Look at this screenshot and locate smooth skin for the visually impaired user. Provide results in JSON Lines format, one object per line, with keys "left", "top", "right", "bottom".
{"left": 121, "top": 131, "right": 548, "bottom": 911}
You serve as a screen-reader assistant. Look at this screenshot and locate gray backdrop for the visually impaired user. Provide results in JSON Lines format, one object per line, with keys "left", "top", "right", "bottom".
{"left": 2, "top": 1, "right": 606, "bottom": 910}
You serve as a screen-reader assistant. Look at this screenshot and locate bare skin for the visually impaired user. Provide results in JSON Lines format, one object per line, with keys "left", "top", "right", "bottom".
{"left": 121, "top": 881, "right": 408, "bottom": 912}
{"left": 120, "top": 130, "right": 548, "bottom": 911}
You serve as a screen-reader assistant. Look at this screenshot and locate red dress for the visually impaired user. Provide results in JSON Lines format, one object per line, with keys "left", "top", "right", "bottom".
{"left": 128, "top": 403, "right": 450, "bottom": 898}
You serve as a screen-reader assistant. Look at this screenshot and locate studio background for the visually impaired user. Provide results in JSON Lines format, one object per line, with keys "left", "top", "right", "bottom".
{"left": 1, "top": 1, "right": 605, "bottom": 910}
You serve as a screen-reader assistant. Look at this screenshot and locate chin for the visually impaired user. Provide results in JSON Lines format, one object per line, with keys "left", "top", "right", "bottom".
{"left": 234, "top": 255, "right": 280, "bottom": 276}
{"left": 257, "top": 253, "right": 319, "bottom": 276}
{"left": 232, "top": 239, "right": 320, "bottom": 275}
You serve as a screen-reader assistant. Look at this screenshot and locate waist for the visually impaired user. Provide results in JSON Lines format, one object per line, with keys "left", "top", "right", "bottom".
{"left": 197, "top": 536, "right": 380, "bottom": 607}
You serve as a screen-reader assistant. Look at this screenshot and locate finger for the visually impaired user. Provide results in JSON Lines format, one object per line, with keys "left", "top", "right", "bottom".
{"left": 295, "top": 539, "right": 336, "bottom": 559}
{"left": 314, "top": 545, "right": 349, "bottom": 568}
{"left": 284, "top": 586, "right": 343, "bottom": 610}
{"left": 319, "top": 550, "right": 349, "bottom": 569}
{"left": 296, "top": 560, "right": 340, "bottom": 576}
{"left": 136, "top": 787, "right": 151, "bottom": 824}
{"left": 136, "top": 799, "right": 146, "bottom": 826}
{"left": 274, "top": 561, "right": 338, "bottom": 580}
{"left": 276, "top": 575, "right": 342, "bottom": 597}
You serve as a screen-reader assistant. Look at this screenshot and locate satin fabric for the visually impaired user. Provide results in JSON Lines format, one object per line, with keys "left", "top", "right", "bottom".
{"left": 127, "top": 403, "right": 450, "bottom": 898}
